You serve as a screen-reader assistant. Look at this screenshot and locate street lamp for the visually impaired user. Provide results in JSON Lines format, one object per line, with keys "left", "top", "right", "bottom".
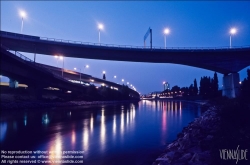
{"left": 74, "top": 65, "right": 89, "bottom": 84}
{"left": 59, "top": 56, "right": 64, "bottom": 77}
{"left": 164, "top": 28, "right": 170, "bottom": 49}
{"left": 103, "top": 71, "right": 106, "bottom": 80}
{"left": 19, "top": 10, "right": 26, "bottom": 34}
{"left": 229, "top": 28, "right": 237, "bottom": 48}
{"left": 74, "top": 67, "right": 79, "bottom": 83}
{"left": 98, "top": 24, "right": 104, "bottom": 44}
{"left": 54, "top": 55, "right": 59, "bottom": 67}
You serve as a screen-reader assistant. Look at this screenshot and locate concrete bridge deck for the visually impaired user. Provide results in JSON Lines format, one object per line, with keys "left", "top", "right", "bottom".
{"left": 1, "top": 30, "right": 250, "bottom": 74}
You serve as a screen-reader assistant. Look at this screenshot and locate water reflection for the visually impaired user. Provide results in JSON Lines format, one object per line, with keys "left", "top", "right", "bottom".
{"left": 90, "top": 113, "right": 93, "bottom": 133}
{"left": 100, "top": 109, "right": 106, "bottom": 151}
{"left": 113, "top": 115, "right": 116, "bottom": 136}
{"left": 1, "top": 101, "right": 200, "bottom": 165}
{"left": 0, "top": 123, "right": 7, "bottom": 142}
{"left": 42, "top": 113, "right": 49, "bottom": 125}
{"left": 83, "top": 127, "right": 89, "bottom": 153}
{"left": 71, "top": 130, "right": 76, "bottom": 145}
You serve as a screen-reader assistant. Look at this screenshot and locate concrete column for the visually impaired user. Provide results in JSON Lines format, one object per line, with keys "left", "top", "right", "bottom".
{"left": 222, "top": 73, "right": 240, "bottom": 98}
{"left": 9, "top": 78, "right": 19, "bottom": 88}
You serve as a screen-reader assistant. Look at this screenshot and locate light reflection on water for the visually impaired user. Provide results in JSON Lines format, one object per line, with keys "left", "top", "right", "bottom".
{"left": 0, "top": 100, "right": 201, "bottom": 165}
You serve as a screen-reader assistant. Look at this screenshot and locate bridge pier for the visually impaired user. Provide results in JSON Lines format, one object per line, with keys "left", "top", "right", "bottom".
{"left": 222, "top": 73, "right": 240, "bottom": 98}
{"left": 9, "top": 78, "right": 19, "bottom": 88}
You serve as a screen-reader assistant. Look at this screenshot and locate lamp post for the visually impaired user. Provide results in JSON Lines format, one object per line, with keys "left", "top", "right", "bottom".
{"left": 54, "top": 55, "right": 59, "bottom": 67}
{"left": 229, "top": 28, "right": 237, "bottom": 48}
{"left": 122, "top": 79, "right": 124, "bottom": 85}
{"left": 98, "top": 24, "right": 104, "bottom": 44}
{"left": 74, "top": 65, "right": 89, "bottom": 84}
{"left": 59, "top": 56, "right": 64, "bottom": 77}
{"left": 103, "top": 71, "right": 106, "bottom": 80}
{"left": 81, "top": 65, "right": 89, "bottom": 83}
{"left": 19, "top": 10, "right": 26, "bottom": 34}
{"left": 74, "top": 67, "right": 80, "bottom": 84}
{"left": 164, "top": 28, "right": 170, "bottom": 49}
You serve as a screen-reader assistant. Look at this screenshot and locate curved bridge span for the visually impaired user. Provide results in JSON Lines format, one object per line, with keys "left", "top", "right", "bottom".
{"left": 1, "top": 31, "right": 250, "bottom": 75}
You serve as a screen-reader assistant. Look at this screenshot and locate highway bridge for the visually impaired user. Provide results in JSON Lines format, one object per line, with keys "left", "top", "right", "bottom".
{"left": 0, "top": 45, "right": 140, "bottom": 99}
{"left": 1, "top": 30, "right": 250, "bottom": 98}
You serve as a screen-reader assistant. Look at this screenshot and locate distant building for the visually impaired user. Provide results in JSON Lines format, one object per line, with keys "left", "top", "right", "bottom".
{"left": 163, "top": 82, "right": 170, "bottom": 91}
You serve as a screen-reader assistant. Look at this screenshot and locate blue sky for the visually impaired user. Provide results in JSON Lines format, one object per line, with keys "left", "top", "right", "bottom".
{"left": 1, "top": 1, "right": 250, "bottom": 94}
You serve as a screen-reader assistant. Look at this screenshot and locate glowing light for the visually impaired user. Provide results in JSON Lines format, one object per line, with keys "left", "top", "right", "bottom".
{"left": 98, "top": 24, "right": 104, "bottom": 30}
{"left": 230, "top": 28, "right": 237, "bottom": 35}
{"left": 164, "top": 28, "right": 170, "bottom": 35}
{"left": 74, "top": 68, "right": 77, "bottom": 70}
{"left": 19, "top": 10, "right": 26, "bottom": 18}
{"left": 103, "top": 71, "right": 105, "bottom": 74}
{"left": 114, "top": 75, "right": 116, "bottom": 78}
{"left": 86, "top": 65, "right": 89, "bottom": 68}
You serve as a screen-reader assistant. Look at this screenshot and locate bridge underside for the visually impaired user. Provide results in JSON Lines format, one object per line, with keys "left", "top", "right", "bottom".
{"left": 1, "top": 31, "right": 250, "bottom": 75}
{"left": 1, "top": 31, "right": 250, "bottom": 98}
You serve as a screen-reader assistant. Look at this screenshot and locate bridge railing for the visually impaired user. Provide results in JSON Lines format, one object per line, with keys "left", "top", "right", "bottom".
{"left": 1, "top": 44, "right": 70, "bottom": 82}
{"left": 39, "top": 36, "right": 250, "bottom": 50}
{"left": 1, "top": 30, "right": 250, "bottom": 50}
{"left": 0, "top": 31, "right": 40, "bottom": 40}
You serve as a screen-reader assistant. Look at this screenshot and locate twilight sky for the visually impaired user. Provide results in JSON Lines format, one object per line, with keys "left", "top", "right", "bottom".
{"left": 1, "top": 1, "right": 250, "bottom": 94}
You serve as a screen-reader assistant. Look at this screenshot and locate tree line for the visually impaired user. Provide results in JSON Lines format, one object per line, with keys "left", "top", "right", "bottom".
{"left": 162, "top": 72, "right": 220, "bottom": 98}
{"left": 162, "top": 69, "right": 250, "bottom": 99}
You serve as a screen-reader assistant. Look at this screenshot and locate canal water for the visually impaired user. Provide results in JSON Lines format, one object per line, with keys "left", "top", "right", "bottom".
{"left": 0, "top": 100, "right": 201, "bottom": 165}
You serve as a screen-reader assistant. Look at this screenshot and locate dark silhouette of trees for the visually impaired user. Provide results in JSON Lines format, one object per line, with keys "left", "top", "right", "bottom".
{"left": 194, "top": 79, "right": 198, "bottom": 96}
{"left": 161, "top": 72, "right": 220, "bottom": 99}
{"left": 199, "top": 72, "right": 219, "bottom": 98}
{"left": 171, "top": 85, "right": 181, "bottom": 97}
{"left": 181, "top": 87, "right": 189, "bottom": 97}
{"left": 189, "top": 84, "right": 194, "bottom": 96}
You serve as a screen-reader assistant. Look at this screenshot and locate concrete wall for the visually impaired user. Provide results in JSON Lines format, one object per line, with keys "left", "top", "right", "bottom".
{"left": 222, "top": 73, "right": 240, "bottom": 98}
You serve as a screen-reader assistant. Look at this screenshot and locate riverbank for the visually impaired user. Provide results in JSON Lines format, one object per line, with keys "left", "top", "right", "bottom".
{"left": 0, "top": 93, "right": 139, "bottom": 111}
{"left": 153, "top": 98, "right": 250, "bottom": 165}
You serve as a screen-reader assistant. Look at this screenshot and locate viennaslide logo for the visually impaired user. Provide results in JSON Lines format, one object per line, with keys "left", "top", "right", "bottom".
{"left": 219, "top": 145, "right": 248, "bottom": 164}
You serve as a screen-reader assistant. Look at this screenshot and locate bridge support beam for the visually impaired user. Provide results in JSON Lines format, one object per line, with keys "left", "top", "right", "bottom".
{"left": 9, "top": 78, "right": 18, "bottom": 88}
{"left": 222, "top": 73, "right": 240, "bottom": 98}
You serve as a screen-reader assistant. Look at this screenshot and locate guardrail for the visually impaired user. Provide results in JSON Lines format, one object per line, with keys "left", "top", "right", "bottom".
{"left": 40, "top": 36, "right": 250, "bottom": 50}
{"left": 1, "top": 30, "right": 250, "bottom": 50}
{"left": 1, "top": 44, "right": 67, "bottom": 81}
